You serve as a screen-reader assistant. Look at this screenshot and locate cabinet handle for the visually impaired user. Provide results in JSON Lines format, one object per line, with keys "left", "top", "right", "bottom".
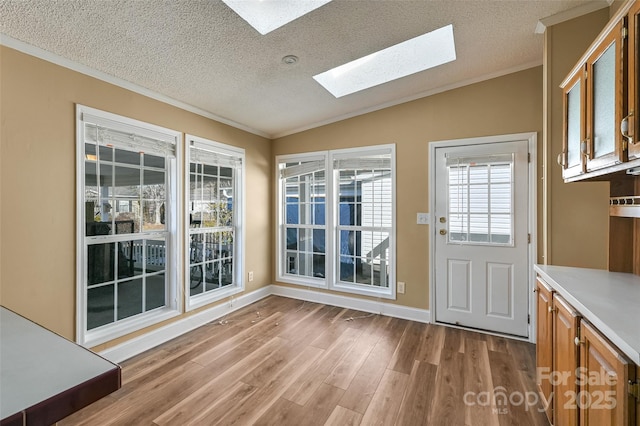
{"left": 621, "top": 111, "right": 637, "bottom": 145}
{"left": 548, "top": 306, "right": 556, "bottom": 313}
{"left": 580, "top": 139, "right": 589, "bottom": 156}
{"left": 574, "top": 337, "right": 584, "bottom": 346}
{"left": 556, "top": 152, "right": 566, "bottom": 167}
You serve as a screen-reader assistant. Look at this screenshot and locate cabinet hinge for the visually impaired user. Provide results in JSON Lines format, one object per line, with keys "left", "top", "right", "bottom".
{"left": 629, "top": 380, "right": 639, "bottom": 400}
{"left": 622, "top": 26, "right": 628, "bottom": 40}
{"left": 528, "top": 314, "right": 530, "bottom": 324}
{"left": 528, "top": 234, "right": 531, "bottom": 244}
{"left": 527, "top": 153, "right": 531, "bottom": 163}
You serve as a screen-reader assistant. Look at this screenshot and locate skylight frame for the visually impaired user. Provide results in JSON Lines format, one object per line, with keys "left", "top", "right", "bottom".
{"left": 313, "top": 24, "right": 457, "bottom": 98}
{"left": 222, "top": 0, "right": 332, "bottom": 35}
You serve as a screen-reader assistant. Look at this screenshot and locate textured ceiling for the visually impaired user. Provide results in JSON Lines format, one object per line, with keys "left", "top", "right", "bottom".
{"left": 0, "top": 0, "right": 607, "bottom": 138}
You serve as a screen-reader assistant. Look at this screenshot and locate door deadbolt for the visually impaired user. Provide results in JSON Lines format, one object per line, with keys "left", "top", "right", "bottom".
{"left": 439, "top": 229, "right": 447, "bottom": 235}
{"left": 439, "top": 217, "right": 446, "bottom": 223}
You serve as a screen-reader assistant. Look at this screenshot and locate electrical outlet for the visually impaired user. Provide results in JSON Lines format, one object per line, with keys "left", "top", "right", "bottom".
{"left": 397, "top": 281, "right": 405, "bottom": 294}
{"left": 248, "top": 271, "right": 254, "bottom": 282}
{"left": 416, "top": 213, "right": 430, "bottom": 225}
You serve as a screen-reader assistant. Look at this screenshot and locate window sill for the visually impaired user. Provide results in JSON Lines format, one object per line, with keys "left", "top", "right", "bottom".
{"left": 82, "top": 307, "right": 181, "bottom": 348}
{"left": 277, "top": 274, "right": 328, "bottom": 289}
{"left": 331, "top": 281, "right": 395, "bottom": 300}
{"left": 186, "top": 284, "right": 245, "bottom": 312}
{"left": 277, "top": 275, "right": 395, "bottom": 300}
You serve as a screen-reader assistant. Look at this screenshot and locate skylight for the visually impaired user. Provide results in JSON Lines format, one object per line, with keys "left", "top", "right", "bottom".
{"left": 314, "top": 24, "right": 457, "bottom": 98}
{"left": 222, "top": 0, "right": 332, "bottom": 35}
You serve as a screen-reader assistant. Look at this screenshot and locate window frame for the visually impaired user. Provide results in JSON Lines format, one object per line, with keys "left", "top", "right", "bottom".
{"left": 76, "top": 105, "right": 183, "bottom": 347}
{"left": 445, "top": 155, "right": 515, "bottom": 247}
{"left": 184, "top": 134, "right": 246, "bottom": 311}
{"left": 276, "top": 151, "right": 329, "bottom": 289}
{"left": 276, "top": 145, "right": 396, "bottom": 299}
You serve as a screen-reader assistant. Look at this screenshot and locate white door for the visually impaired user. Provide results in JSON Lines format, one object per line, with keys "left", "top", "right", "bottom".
{"left": 433, "top": 138, "right": 530, "bottom": 337}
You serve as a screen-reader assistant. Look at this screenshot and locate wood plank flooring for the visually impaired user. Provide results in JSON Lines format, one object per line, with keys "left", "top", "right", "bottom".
{"left": 60, "top": 296, "right": 550, "bottom": 426}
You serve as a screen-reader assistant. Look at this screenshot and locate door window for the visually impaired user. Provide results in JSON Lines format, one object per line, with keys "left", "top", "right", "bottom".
{"left": 446, "top": 154, "right": 514, "bottom": 246}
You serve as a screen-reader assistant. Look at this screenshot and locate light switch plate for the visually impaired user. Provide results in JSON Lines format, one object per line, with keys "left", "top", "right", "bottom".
{"left": 416, "top": 212, "right": 430, "bottom": 225}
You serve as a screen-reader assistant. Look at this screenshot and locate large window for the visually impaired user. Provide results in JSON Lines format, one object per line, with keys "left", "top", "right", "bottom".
{"left": 279, "top": 155, "right": 327, "bottom": 286}
{"left": 186, "top": 135, "right": 245, "bottom": 311}
{"left": 277, "top": 145, "right": 395, "bottom": 299}
{"left": 76, "top": 105, "right": 181, "bottom": 346}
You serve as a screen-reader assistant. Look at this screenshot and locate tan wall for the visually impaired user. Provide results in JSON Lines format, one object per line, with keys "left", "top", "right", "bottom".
{"left": 1, "top": 8, "right": 607, "bottom": 346}
{"left": 544, "top": 9, "right": 610, "bottom": 269}
{"left": 273, "top": 67, "right": 544, "bottom": 310}
{"left": 0, "top": 46, "right": 273, "bottom": 345}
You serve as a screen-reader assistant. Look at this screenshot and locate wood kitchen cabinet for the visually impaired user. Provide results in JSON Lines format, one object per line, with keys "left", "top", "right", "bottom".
{"left": 560, "top": 16, "right": 626, "bottom": 178}
{"left": 579, "top": 320, "right": 637, "bottom": 426}
{"left": 536, "top": 273, "right": 640, "bottom": 426}
{"left": 536, "top": 278, "right": 554, "bottom": 422}
{"left": 559, "top": 0, "right": 640, "bottom": 181}
{"left": 585, "top": 19, "right": 626, "bottom": 172}
{"left": 627, "top": 1, "right": 640, "bottom": 161}
{"left": 553, "top": 294, "right": 581, "bottom": 426}
{"left": 561, "top": 67, "right": 587, "bottom": 179}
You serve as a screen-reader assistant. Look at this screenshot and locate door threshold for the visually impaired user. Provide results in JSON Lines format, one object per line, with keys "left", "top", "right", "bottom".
{"left": 434, "top": 320, "right": 529, "bottom": 342}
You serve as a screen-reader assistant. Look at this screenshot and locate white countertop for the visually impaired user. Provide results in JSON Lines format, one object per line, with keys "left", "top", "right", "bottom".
{"left": 0, "top": 307, "right": 120, "bottom": 423}
{"left": 534, "top": 264, "right": 640, "bottom": 365}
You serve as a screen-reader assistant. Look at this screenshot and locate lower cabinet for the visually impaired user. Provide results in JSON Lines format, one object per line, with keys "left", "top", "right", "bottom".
{"left": 580, "top": 321, "right": 636, "bottom": 426}
{"left": 536, "top": 276, "right": 639, "bottom": 426}
{"left": 536, "top": 279, "right": 554, "bottom": 421}
{"left": 553, "top": 294, "right": 580, "bottom": 426}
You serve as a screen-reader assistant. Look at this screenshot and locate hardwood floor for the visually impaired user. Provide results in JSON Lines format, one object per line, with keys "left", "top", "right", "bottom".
{"left": 60, "top": 296, "right": 550, "bottom": 426}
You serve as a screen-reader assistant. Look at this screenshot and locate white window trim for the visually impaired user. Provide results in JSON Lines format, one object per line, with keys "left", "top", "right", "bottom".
{"left": 329, "top": 145, "right": 396, "bottom": 300}
{"left": 184, "top": 135, "right": 245, "bottom": 311}
{"left": 276, "top": 145, "right": 396, "bottom": 300}
{"left": 275, "top": 151, "right": 329, "bottom": 290}
{"left": 75, "top": 105, "right": 183, "bottom": 347}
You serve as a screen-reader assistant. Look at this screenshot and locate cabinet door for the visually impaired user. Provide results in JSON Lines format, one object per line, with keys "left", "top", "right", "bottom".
{"left": 579, "top": 320, "right": 636, "bottom": 426}
{"left": 536, "top": 278, "right": 554, "bottom": 422}
{"left": 585, "top": 20, "right": 626, "bottom": 172}
{"left": 628, "top": 1, "right": 640, "bottom": 161}
{"left": 554, "top": 295, "right": 580, "bottom": 426}
{"left": 562, "top": 68, "right": 587, "bottom": 179}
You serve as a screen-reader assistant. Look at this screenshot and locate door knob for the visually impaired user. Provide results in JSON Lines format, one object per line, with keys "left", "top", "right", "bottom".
{"left": 439, "top": 229, "right": 447, "bottom": 235}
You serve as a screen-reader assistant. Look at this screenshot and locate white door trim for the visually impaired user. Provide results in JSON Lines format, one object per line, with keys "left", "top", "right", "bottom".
{"left": 428, "top": 132, "right": 537, "bottom": 343}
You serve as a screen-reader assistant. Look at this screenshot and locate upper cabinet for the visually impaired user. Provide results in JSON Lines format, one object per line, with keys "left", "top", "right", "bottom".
{"left": 586, "top": 20, "right": 626, "bottom": 172}
{"left": 560, "top": 0, "right": 640, "bottom": 181}
{"left": 628, "top": 1, "right": 640, "bottom": 161}
{"left": 561, "top": 67, "right": 587, "bottom": 179}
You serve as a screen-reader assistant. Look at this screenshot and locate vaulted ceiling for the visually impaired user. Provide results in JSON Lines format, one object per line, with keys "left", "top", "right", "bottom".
{"left": 0, "top": 0, "right": 609, "bottom": 138}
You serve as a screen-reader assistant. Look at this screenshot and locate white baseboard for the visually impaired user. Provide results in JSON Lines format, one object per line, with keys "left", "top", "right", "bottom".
{"left": 99, "top": 286, "right": 271, "bottom": 363}
{"left": 99, "top": 284, "right": 430, "bottom": 363}
{"left": 269, "top": 284, "right": 430, "bottom": 324}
